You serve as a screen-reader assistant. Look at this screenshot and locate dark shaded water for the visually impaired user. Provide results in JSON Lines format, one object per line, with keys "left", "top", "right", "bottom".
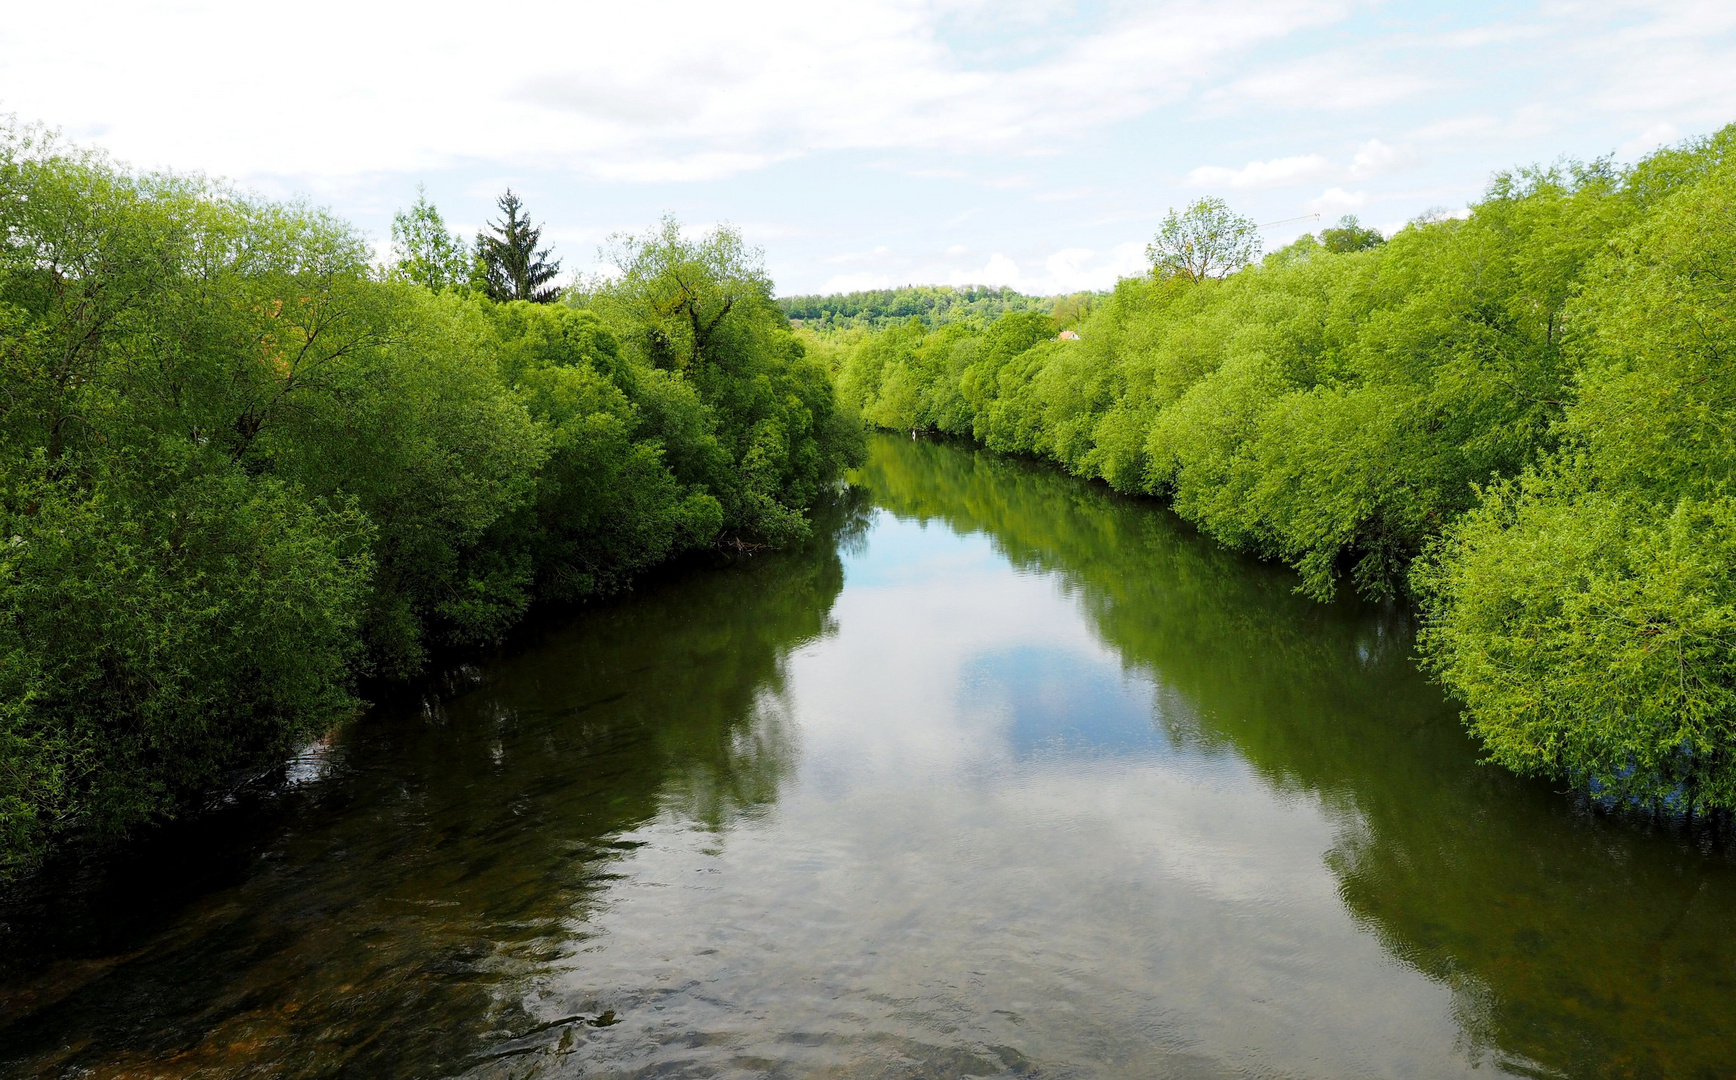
{"left": 3, "top": 434, "right": 1735, "bottom": 1079}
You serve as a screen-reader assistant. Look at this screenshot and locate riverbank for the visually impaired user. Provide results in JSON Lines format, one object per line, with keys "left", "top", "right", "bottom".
{"left": 4, "top": 433, "right": 1733, "bottom": 1078}
{"left": 0, "top": 134, "right": 860, "bottom": 878}
{"left": 829, "top": 126, "right": 1736, "bottom": 811}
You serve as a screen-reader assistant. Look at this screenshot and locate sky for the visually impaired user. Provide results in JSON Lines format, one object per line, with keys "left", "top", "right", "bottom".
{"left": 2, "top": 1, "right": 1735, "bottom": 296}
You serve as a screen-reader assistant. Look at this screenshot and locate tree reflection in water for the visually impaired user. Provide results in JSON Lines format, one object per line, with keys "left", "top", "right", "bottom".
{"left": 861, "top": 435, "right": 1736, "bottom": 1079}
{"left": 5, "top": 437, "right": 1735, "bottom": 1079}
{"left": 0, "top": 488, "right": 873, "bottom": 1078}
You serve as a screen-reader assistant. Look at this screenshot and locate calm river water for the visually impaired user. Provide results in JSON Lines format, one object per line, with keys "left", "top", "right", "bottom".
{"left": 3, "top": 434, "right": 1735, "bottom": 1078}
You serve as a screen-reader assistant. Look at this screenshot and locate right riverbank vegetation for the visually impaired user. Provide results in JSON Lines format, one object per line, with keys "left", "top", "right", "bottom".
{"left": 5, "top": 116, "right": 1736, "bottom": 879}
{"left": 831, "top": 125, "right": 1736, "bottom": 819}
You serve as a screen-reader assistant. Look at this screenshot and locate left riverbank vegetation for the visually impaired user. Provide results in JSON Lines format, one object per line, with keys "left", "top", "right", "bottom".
{"left": 832, "top": 127, "right": 1736, "bottom": 817}
{"left": 0, "top": 124, "right": 862, "bottom": 878}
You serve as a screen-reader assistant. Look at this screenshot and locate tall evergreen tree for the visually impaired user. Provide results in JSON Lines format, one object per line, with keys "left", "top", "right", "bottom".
{"left": 476, "top": 189, "right": 562, "bottom": 303}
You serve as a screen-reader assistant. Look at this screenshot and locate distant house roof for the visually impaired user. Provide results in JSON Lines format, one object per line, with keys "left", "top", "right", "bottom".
{"left": 1058, "top": 329, "right": 1081, "bottom": 340}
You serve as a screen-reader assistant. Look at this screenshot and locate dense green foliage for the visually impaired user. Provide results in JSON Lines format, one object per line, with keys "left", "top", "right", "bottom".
{"left": 1416, "top": 133, "right": 1736, "bottom": 808}
{"left": 1319, "top": 214, "right": 1386, "bottom": 254}
{"left": 836, "top": 127, "right": 1736, "bottom": 810}
{"left": 476, "top": 189, "right": 561, "bottom": 304}
{"left": 390, "top": 186, "right": 471, "bottom": 292}
{"left": 579, "top": 216, "right": 865, "bottom": 543}
{"left": 0, "top": 131, "right": 858, "bottom": 875}
{"left": 778, "top": 284, "right": 1068, "bottom": 332}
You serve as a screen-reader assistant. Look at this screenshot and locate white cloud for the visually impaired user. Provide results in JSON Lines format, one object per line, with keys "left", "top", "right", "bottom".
{"left": 820, "top": 272, "right": 896, "bottom": 293}
{"left": 1189, "top": 154, "right": 1332, "bottom": 189}
{"left": 1043, "top": 242, "right": 1150, "bottom": 291}
{"left": 1407, "top": 115, "right": 1498, "bottom": 141}
{"left": 1437, "top": 22, "right": 1552, "bottom": 48}
{"left": 1559, "top": 1, "right": 1736, "bottom": 121}
{"left": 949, "top": 253, "right": 1025, "bottom": 289}
{"left": 1212, "top": 54, "right": 1434, "bottom": 110}
{"left": 1189, "top": 141, "right": 1411, "bottom": 195}
{"left": 1347, "top": 138, "right": 1411, "bottom": 178}
{"left": 0, "top": 0, "right": 1353, "bottom": 184}
{"left": 824, "top": 245, "right": 897, "bottom": 266}
{"left": 586, "top": 151, "right": 802, "bottom": 184}
{"left": 1307, "top": 187, "right": 1367, "bottom": 214}
{"left": 1405, "top": 107, "right": 1557, "bottom": 144}
{"left": 1616, "top": 122, "right": 1683, "bottom": 160}
{"left": 938, "top": 242, "right": 1146, "bottom": 295}
{"left": 6, "top": 0, "right": 1736, "bottom": 295}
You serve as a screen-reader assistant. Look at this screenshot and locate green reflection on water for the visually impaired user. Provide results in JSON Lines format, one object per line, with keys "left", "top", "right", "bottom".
{"left": 0, "top": 434, "right": 1732, "bottom": 1080}
{"left": 860, "top": 434, "right": 1736, "bottom": 1079}
{"left": 0, "top": 492, "right": 871, "bottom": 1077}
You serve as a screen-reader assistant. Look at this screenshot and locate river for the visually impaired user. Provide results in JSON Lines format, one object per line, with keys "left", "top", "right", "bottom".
{"left": 2, "top": 433, "right": 1734, "bottom": 1078}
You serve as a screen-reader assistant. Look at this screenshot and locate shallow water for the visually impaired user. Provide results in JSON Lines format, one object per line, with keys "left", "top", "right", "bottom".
{"left": 3, "top": 433, "right": 1735, "bottom": 1079}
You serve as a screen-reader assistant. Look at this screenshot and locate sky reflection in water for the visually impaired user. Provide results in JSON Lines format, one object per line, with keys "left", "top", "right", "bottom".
{"left": 3, "top": 434, "right": 1735, "bottom": 1079}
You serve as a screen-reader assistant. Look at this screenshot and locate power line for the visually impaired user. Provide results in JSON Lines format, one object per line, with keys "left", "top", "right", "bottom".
{"left": 1257, "top": 213, "right": 1321, "bottom": 229}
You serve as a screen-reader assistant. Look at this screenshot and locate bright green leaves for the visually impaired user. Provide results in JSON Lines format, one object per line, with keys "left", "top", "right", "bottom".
{"left": 1415, "top": 132, "right": 1736, "bottom": 809}
{"left": 1563, "top": 156, "right": 1736, "bottom": 501}
{"left": 829, "top": 124, "right": 1736, "bottom": 810}
{"left": 583, "top": 217, "right": 863, "bottom": 544}
{"left": 1418, "top": 477, "right": 1736, "bottom": 809}
{"left": 1146, "top": 197, "right": 1262, "bottom": 283}
{"left": 503, "top": 325, "right": 722, "bottom": 601}
{"left": 390, "top": 185, "right": 471, "bottom": 292}
{"left": 0, "top": 143, "right": 856, "bottom": 876}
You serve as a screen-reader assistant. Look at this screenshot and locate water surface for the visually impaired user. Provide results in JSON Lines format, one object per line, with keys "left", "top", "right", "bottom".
{"left": 3, "top": 433, "right": 1734, "bottom": 1079}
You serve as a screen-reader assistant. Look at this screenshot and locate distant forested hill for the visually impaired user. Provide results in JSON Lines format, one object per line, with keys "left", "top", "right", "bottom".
{"left": 779, "top": 285, "right": 1092, "bottom": 331}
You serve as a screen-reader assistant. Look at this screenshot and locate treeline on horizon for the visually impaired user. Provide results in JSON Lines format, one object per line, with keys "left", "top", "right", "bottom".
{"left": 778, "top": 284, "right": 1098, "bottom": 332}
{"left": 0, "top": 125, "right": 861, "bottom": 877}
{"left": 833, "top": 125, "right": 1736, "bottom": 814}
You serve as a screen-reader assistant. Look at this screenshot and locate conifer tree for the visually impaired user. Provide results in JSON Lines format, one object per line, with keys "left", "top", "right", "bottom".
{"left": 476, "top": 189, "right": 562, "bottom": 303}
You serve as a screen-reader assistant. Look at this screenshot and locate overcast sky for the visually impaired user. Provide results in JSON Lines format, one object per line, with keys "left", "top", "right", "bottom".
{"left": 4, "top": 1, "right": 1735, "bottom": 295}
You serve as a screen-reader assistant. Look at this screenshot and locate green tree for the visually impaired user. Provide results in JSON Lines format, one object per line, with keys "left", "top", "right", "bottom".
{"left": 777, "top": 284, "right": 1058, "bottom": 331}
{"left": 1050, "top": 291, "right": 1098, "bottom": 328}
{"left": 1417, "top": 137, "right": 1736, "bottom": 810}
{"left": 1146, "top": 197, "right": 1261, "bottom": 282}
{"left": 390, "top": 185, "right": 470, "bottom": 291}
{"left": 586, "top": 215, "right": 863, "bottom": 541}
{"left": 476, "top": 189, "right": 561, "bottom": 304}
{"left": 1318, "top": 214, "right": 1384, "bottom": 253}
{"left": 0, "top": 129, "right": 383, "bottom": 872}
{"left": 0, "top": 122, "right": 865, "bottom": 877}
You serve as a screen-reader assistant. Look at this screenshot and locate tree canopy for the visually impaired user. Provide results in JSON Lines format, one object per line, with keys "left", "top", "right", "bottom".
{"left": 1146, "top": 197, "right": 1261, "bottom": 282}
{"left": 1319, "top": 214, "right": 1385, "bottom": 253}
{"left": 476, "top": 189, "right": 561, "bottom": 303}
{"left": 778, "top": 284, "right": 1060, "bottom": 331}
{"left": 829, "top": 125, "right": 1736, "bottom": 813}
{"left": 391, "top": 185, "right": 471, "bottom": 291}
{"left": 0, "top": 138, "right": 858, "bottom": 878}
{"left": 581, "top": 215, "right": 864, "bottom": 542}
